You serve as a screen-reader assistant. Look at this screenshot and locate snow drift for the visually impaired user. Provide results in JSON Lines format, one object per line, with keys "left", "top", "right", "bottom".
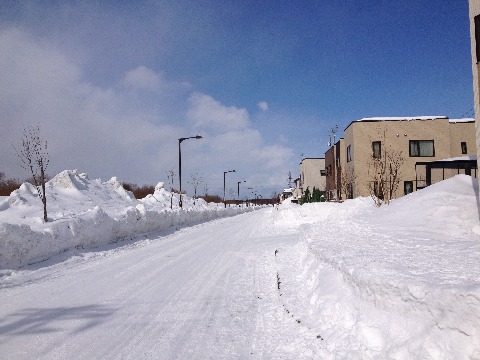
{"left": 0, "top": 170, "right": 253, "bottom": 269}
{"left": 269, "top": 174, "right": 480, "bottom": 358}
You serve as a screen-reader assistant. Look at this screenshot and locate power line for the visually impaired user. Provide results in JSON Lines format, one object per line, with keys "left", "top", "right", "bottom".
{"left": 459, "top": 107, "right": 474, "bottom": 118}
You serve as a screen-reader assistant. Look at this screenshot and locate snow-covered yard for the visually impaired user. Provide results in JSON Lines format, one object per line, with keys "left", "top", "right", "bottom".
{"left": 0, "top": 171, "right": 479, "bottom": 359}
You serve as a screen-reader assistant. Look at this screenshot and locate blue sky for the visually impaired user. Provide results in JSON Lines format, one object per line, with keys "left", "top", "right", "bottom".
{"left": 0, "top": 0, "right": 473, "bottom": 198}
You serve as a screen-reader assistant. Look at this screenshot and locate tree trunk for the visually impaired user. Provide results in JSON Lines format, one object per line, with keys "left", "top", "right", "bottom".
{"left": 40, "top": 165, "right": 48, "bottom": 222}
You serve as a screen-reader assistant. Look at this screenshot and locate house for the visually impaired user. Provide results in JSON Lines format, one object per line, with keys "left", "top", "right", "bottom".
{"left": 468, "top": 0, "right": 480, "bottom": 185}
{"left": 337, "top": 116, "right": 476, "bottom": 200}
{"left": 296, "top": 158, "right": 326, "bottom": 200}
{"left": 325, "top": 138, "right": 346, "bottom": 201}
{"left": 292, "top": 177, "right": 301, "bottom": 202}
{"left": 279, "top": 188, "right": 294, "bottom": 203}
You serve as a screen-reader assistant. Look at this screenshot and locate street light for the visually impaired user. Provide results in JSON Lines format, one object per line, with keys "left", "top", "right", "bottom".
{"left": 247, "top": 187, "right": 253, "bottom": 207}
{"left": 223, "top": 170, "right": 236, "bottom": 208}
{"left": 237, "top": 180, "right": 246, "bottom": 200}
{"left": 179, "top": 135, "right": 203, "bottom": 208}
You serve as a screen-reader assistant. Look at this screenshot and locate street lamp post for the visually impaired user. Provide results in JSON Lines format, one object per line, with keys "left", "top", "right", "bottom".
{"left": 223, "top": 170, "right": 236, "bottom": 208}
{"left": 179, "top": 135, "right": 203, "bottom": 208}
{"left": 237, "top": 180, "right": 246, "bottom": 208}
{"left": 247, "top": 187, "right": 253, "bottom": 207}
{"left": 237, "top": 180, "right": 246, "bottom": 200}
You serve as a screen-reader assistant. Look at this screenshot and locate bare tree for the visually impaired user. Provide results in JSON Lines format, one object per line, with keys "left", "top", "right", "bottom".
{"left": 270, "top": 190, "right": 279, "bottom": 203}
{"left": 340, "top": 167, "right": 357, "bottom": 201}
{"left": 188, "top": 171, "right": 203, "bottom": 205}
{"left": 229, "top": 188, "right": 235, "bottom": 200}
{"left": 203, "top": 182, "right": 209, "bottom": 197}
{"left": 14, "top": 125, "right": 50, "bottom": 222}
{"left": 367, "top": 130, "right": 405, "bottom": 207}
{"left": 165, "top": 168, "right": 175, "bottom": 209}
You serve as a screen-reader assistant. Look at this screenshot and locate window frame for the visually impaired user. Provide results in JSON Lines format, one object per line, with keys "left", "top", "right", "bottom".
{"left": 346, "top": 145, "right": 352, "bottom": 162}
{"left": 461, "top": 142, "right": 467, "bottom": 155}
{"left": 372, "top": 141, "right": 381, "bottom": 159}
{"left": 409, "top": 140, "right": 435, "bottom": 157}
{"left": 475, "top": 14, "right": 480, "bottom": 63}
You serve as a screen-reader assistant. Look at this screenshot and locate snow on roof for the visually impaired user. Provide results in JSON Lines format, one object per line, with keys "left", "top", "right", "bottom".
{"left": 448, "top": 118, "right": 475, "bottom": 123}
{"left": 435, "top": 155, "right": 477, "bottom": 162}
{"left": 358, "top": 116, "right": 448, "bottom": 122}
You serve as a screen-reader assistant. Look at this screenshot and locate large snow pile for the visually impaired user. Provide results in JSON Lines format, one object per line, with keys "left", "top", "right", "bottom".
{"left": 268, "top": 174, "right": 480, "bottom": 358}
{"left": 0, "top": 170, "right": 252, "bottom": 269}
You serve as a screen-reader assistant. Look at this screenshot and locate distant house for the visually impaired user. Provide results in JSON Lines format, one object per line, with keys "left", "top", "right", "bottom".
{"left": 325, "top": 138, "right": 346, "bottom": 201}
{"left": 279, "top": 188, "right": 294, "bottom": 203}
{"left": 327, "top": 116, "right": 476, "bottom": 200}
{"left": 297, "top": 158, "right": 326, "bottom": 200}
{"left": 468, "top": 0, "right": 480, "bottom": 187}
{"left": 293, "top": 177, "right": 301, "bottom": 201}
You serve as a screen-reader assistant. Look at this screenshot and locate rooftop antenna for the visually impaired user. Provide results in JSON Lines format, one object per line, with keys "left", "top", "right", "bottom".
{"left": 329, "top": 125, "right": 338, "bottom": 147}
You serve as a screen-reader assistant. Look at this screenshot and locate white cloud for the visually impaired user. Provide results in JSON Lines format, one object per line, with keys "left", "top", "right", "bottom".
{"left": 0, "top": 27, "right": 294, "bottom": 197}
{"left": 257, "top": 101, "right": 269, "bottom": 111}
{"left": 186, "top": 94, "right": 294, "bottom": 194}
{"left": 123, "top": 66, "right": 162, "bottom": 90}
{"left": 0, "top": 28, "right": 181, "bottom": 184}
{"left": 123, "top": 66, "right": 191, "bottom": 92}
{"left": 187, "top": 92, "right": 249, "bottom": 131}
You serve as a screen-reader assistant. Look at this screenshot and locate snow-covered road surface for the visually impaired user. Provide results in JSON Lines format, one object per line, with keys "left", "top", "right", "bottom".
{"left": 0, "top": 208, "right": 315, "bottom": 359}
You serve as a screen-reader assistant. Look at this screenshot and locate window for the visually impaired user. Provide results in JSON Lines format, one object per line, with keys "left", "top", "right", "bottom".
{"left": 409, "top": 140, "right": 434, "bottom": 157}
{"left": 347, "top": 145, "right": 352, "bottom": 162}
{"left": 461, "top": 142, "right": 467, "bottom": 154}
{"left": 320, "top": 169, "right": 326, "bottom": 176}
{"left": 372, "top": 141, "right": 381, "bottom": 159}
{"left": 404, "top": 181, "right": 413, "bottom": 195}
{"left": 475, "top": 15, "right": 480, "bottom": 63}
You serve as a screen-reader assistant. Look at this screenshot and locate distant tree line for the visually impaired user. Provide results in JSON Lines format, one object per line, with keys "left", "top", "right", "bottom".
{"left": 122, "top": 183, "right": 156, "bottom": 199}
{"left": 0, "top": 173, "right": 22, "bottom": 196}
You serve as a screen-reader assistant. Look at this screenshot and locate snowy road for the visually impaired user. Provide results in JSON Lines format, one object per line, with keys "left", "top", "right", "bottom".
{"left": 2, "top": 178, "right": 480, "bottom": 359}
{"left": 0, "top": 208, "right": 315, "bottom": 359}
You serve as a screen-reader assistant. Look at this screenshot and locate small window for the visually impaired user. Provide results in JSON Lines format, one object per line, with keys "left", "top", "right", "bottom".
{"left": 409, "top": 140, "right": 434, "bottom": 157}
{"left": 404, "top": 181, "right": 413, "bottom": 195}
{"left": 372, "top": 141, "right": 381, "bottom": 159}
{"left": 461, "top": 142, "right": 467, "bottom": 154}
{"left": 347, "top": 145, "right": 352, "bottom": 162}
{"left": 320, "top": 169, "right": 326, "bottom": 176}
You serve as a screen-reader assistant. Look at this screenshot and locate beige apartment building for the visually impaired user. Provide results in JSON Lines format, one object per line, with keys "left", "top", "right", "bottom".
{"left": 469, "top": 0, "right": 480, "bottom": 181}
{"left": 339, "top": 116, "right": 476, "bottom": 199}
{"left": 325, "top": 138, "right": 346, "bottom": 201}
{"left": 294, "top": 158, "right": 326, "bottom": 200}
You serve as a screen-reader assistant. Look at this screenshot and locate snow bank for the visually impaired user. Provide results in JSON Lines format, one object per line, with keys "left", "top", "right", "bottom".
{"left": 271, "top": 175, "right": 480, "bottom": 358}
{"left": 0, "top": 170, "right": 253, "bottom": 269}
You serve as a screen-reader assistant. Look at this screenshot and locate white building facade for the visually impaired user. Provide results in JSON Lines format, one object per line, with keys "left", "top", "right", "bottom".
{"left": 469, "top": 0, "right": 480, "bottom": 188}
